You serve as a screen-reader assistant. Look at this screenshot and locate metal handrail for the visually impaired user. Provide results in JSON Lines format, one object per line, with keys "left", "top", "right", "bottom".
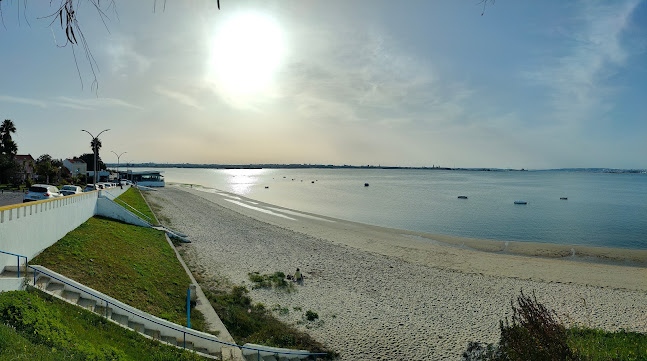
{"left": 102, "top": 190, "right": 153, "bottom": 222}
{"left": 24, "top": 264, "right": 327, "bottom": 359}
{"left": 0, "top": 250, "right": 27, "bottom": 278}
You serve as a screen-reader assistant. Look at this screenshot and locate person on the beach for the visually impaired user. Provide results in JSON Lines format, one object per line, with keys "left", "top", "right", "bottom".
{"left": 294, "top": 268, "right": 303, "bottom": 284}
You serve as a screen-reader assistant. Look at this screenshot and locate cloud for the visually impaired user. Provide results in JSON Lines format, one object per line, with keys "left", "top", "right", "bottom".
{"left": 54, "top": 96, "right": 143, "bottom": 110}
{"left": 278, "top": 28, "right": 473, "bottom": 131}
{"left": 523, "top": 0, "right": 642, "bottom": 125}
{"left": 0, "top": 95, "right": 48, "bottom": 108}
{"left": 105, "top": 35, "right": 152, "bottom": 75}
{"left": 154, "top": 86, "right": 204, "bottom": 110}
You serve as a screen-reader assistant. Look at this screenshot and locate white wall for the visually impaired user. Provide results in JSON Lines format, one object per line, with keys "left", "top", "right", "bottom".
{"left": 0, "top": 185, "right": 137, "bottom": 270}
{"left": 0, "top": 192, "right": 99, "bottom": 266}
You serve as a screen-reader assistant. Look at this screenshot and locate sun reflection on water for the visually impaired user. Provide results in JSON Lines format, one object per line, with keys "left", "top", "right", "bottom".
{"left": 223, "top": 168, "right": 268, "bottom": 195}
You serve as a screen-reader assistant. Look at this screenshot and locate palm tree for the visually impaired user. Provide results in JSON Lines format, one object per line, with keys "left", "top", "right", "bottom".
{"left": 91, "top": 137, "right": 102, "bottom": 155}
{"left": 0, "top": 119, "right": 17, "bottom": 155}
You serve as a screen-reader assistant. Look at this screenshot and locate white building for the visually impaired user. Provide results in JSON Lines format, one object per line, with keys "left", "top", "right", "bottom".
{"left": 63, "top": 158, "right": 87, "bottom": 178}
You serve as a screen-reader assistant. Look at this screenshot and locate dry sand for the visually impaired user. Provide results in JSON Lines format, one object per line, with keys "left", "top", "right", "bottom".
{"left": 144, "top": 185, "right": 647, "bottom": 360}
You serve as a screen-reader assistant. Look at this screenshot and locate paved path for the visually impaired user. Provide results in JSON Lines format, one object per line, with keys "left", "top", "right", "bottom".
{"left": 0, "top": 192, "right": 24, "bottom": 207}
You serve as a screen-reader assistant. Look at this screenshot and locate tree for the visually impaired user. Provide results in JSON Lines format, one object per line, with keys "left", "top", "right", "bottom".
{"left": 77, "top": 153, "right": 105, "bottom": 171}
{"left": 35, "top": 154, "right": 62, "bottom": 184}
{"left": 0, "top": 119, "right": 19, "bottom": 184}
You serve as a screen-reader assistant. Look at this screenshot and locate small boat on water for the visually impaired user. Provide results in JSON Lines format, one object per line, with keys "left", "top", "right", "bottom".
{"left": 457, "top": 195, "right": 468, "bottom": 199}
{"left": 514, "top": 200, "right": 528, "bottom": 205}
{"left": 560, "top": 197, "right": 568, "bottom": 200}
{"left": 364, "top": 183, "right": 369, "bottom": 187}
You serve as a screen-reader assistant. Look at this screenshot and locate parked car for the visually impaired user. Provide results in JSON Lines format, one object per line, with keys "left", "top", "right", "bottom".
{"left": 59, "top": 185, "right": 83, "bottom": 196}
{"left": 83, "top": 184, "right": 99, "bottom": 192}
{"left": 23, "top": 184, "right": 61, "bottom": 202}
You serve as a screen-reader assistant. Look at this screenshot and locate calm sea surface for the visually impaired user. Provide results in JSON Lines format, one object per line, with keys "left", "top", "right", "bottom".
{"left": 140, "top": 168, "right": 647, "bottom": 249}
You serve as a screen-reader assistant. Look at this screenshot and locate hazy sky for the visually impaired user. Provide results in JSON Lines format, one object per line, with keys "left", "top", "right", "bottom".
{"left": 1, "top": 1, "right": 646, "bottom": 169}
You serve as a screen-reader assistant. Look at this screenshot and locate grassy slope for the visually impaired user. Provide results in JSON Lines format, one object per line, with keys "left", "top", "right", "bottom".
{"left": 30, "top": 216, "right": 205, "bottom": 329}
{"left": 115, "top": 187, "right": 157, "bottom": 223}
{"left": 0, "top": 290, "right": 204, "bottom": 361}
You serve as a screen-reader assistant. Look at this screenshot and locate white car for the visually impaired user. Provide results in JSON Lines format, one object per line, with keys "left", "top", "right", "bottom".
{"left": 59, "top": 185, "right": 83, "bottom": 196}
{"left": 23, "top": 184, "right": 62, "bottom": 202}
{"left": 84, "top": 184, "right": 99, "bottom": 192}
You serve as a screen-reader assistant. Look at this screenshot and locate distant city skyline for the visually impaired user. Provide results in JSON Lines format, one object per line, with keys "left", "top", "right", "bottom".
{"left": 1, "top": 1, "right": 646, "bottom": 169}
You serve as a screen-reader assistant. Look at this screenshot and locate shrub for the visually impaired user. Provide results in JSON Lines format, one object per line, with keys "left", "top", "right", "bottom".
{"left": 462, "top": 290, "right": 583, "bottom": 361}
{"left": 305, "top": 310, "right": 319, "bottom": 322}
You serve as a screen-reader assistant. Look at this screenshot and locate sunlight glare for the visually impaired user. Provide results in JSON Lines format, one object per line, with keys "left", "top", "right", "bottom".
{"left": 209, "top": 13, "right": 284, "bottom": 96}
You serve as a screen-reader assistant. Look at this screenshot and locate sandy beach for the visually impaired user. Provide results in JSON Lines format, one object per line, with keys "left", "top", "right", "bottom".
{"left": 145, "top": 185, "right": 647, "bottom": 360}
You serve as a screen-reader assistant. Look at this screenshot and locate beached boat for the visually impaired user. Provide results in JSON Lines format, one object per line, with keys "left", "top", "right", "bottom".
{"left": 514, "top": 200, "right": 527, "bottom": 205}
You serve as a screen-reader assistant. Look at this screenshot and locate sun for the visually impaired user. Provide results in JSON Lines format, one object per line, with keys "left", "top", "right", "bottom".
{"left": 208, "top": 13, "right": 284, "bottom": 96}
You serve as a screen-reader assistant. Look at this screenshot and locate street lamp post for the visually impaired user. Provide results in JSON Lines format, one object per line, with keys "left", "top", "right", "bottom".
{"left": 111, "top": 151, "right": 127, "bottom": 179}
{"left": 81, "top": 129, "right": 110, "bottom": 184}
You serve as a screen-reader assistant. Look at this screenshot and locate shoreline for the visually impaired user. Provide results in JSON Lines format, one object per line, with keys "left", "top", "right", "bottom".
{"left": 176, "top": 183, "right": 647, "bottom": 267}
{"left": 144, "top": 185, "right": 647, "bottom": 360}
{"left": 176, "top": 183, "right": 647, "bottom": 285}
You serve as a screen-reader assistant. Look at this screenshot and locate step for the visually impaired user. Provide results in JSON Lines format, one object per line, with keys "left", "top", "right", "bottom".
{"left": 94, "top": 305, "right": 113, "bottom": 318}
{"left": 77, "top": 298, "right": 97, "bottom": 311}
{"left": 161, "top": 335, "right": 177, "bottom": 346}
{"left": 179, "top": 340, "right": 194, "bottom": 350}
{"left": 45, "top": 282, "right": 64, "bottom": 296}
{"left": 35, "top": 276, "right": 51, "bottom": 289}
{"left": 144, "top": 328, "right": 161, "bottom": 339}
{"left": 62, "top": 290, "right": 81, "bottom": 304}
{"left": 111, "top": 313, "right": 129, "bottom": 326}
{"left": 195, "top": 347, "right": 210, "bottom": 355}
{"left": 3, "top": 265, "right": 34, "bottom": 275}
{"left": 127, "top": 321, "right": 145, "bottom": 333}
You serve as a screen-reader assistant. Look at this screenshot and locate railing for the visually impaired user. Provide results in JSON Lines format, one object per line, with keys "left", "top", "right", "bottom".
{"left": 102, "top": 191, "right": 153, "bottom": 223}
{"left": 20, "top": 263, "right": 327, "bottom": 360}
{"left": 0, "top": 250, "right": 27, "bottom": 278}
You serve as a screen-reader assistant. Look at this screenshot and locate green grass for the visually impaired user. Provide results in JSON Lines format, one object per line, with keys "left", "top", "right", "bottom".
{"left": 567, "top": 328, "right": 647, "bottom": 361}
{"left": 248, "top": 271, "right": 295, "bottom": 291}
{"left": 116, "top": 187, "right": 157, "bottom": 224}
{"left": 199, "top": 284, "right": 335, "bottom": 359}
{"left": 462, "top": 291, "right": 647, "bottom": 361}
{"left": 0, "top": 289, "right": 206, "bottom": 361}
{"left": 30, "top": 216, "right": 206, "bottom": 330}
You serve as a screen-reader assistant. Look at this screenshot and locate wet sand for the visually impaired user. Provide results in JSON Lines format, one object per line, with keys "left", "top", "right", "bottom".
{"left": 144, "top": 185, "right": 647, "bottom": 360}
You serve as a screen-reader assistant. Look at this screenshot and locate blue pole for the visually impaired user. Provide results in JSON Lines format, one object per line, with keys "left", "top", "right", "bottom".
{"left": 16, "top": 256, "right": 19, "bottom": 278}
{"left": 187, "top": 288, "right": 191, "bottom": 329}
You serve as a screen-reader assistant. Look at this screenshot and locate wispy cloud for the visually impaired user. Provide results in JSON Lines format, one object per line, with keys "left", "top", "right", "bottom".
{"left": 279, "top": 28, "right": 473, "bottom": 130}
{"left": 54, "top": 96, "right": 143, "bottom": 110}
{"left": 0, "top": 95, "right": 47, "bottom": 108}
{"left": 105, "top": 35, "right": 152, "bottom": 75}
{"left": 154, "top": 86, "right": 204, "bottom": 110}
{"left": 524, "top": 0, "right": 642, "bottom": 125}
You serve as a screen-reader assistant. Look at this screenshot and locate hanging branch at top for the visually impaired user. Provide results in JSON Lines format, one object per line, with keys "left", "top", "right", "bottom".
{"left": 478, "top": 0, "right": 495, "bottom": 16}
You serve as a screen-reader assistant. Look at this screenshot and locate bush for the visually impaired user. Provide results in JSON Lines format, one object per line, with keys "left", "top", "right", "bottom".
{"left": 305, "top": 310, "right": 319, "bottom": 321}
{"left": 248, "top": 271, "right": 293, "bottom": 291}
{"left": 462, "top": 290, "right": 583, "bottom": 361}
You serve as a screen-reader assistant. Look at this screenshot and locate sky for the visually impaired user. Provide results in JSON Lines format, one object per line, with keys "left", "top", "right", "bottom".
{"left": 0, "top": 0, "right": 646, "bottom": 169}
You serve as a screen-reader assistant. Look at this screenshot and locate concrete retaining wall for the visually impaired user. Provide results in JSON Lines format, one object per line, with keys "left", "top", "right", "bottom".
{"left": 0, "top": 185, "right": 138, "bottom": 270}
{"left": 0, "top": 192, "right": 99, "bottom": 266}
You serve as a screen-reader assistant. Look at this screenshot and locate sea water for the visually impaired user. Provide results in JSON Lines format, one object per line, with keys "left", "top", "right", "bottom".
{"left": 139, "top": 168, "right": 647, "bottom": 250}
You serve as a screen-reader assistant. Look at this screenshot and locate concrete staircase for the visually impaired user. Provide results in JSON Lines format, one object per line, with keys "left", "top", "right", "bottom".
{"left": 0, "top": 265, "right": 325, "bottom": 361}
{"left": 1, "top": 265, "right": 224, "bottom": 359}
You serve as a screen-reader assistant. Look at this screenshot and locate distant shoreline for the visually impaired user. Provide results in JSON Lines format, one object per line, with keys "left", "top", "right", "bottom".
{"left": 107, "top": 163, "right": 646, "bottom": 174}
